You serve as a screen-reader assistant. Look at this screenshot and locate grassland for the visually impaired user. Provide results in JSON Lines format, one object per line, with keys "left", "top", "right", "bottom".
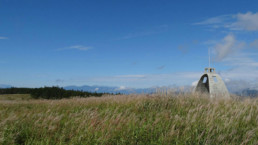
{"left": 0, "top": 94, "right": 31, "bottom": 101}
{"left": 0, "top": 94, "right": 257, "bottom": 144}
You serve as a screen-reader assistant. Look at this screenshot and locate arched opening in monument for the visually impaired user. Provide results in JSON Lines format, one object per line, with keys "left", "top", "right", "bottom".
{"left": 203, "top": 77, "right": 207, "bottom": 83}
{"left": 196, "top": 74, "right": 209, "bottom": 93}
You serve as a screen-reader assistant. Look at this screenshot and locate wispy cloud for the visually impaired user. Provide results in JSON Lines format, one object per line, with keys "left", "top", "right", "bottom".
{"left": 195, "top": 12, "right": 258, "bottom": 31}
{"left": 115, "top": 86, "right": 127, "bottom": 91}
{"left": 212, "top": 34, "right": 245, "bottom": 61}
{"left": 230, "top": 12, "right": 258, "bottom": 31}
{"left": 194, "top": 14, "right": 232, "bottom": 26}
{"left": 0, "top": 36, "right": 8, "bottom": 40}
{"left": 57, "top": 45, "right": 93, "bottom": 51}
{"left": 221, "top": 64, "right": 258, "bottom": 82}
{"left": 191, "top": 80, "right": 198, "bottom": 87}
{"left": 225, "top": 80, "right": 258, "bottom": 93}
{"left": 157, "top": 65, "right": 165, "bottom": 70}
{"left": 222, "top": 53, "right": 258, "bottom": 68}
{"left": 215, "top": 49, "right": 258, "bottom": 86}
{"left": 69, "top": 45, "right": 92, "bottom": 51}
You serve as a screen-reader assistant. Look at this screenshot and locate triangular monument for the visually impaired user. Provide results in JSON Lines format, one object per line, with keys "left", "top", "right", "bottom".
{"left": 195, "top": 67, "right": 230, "bottom": 98}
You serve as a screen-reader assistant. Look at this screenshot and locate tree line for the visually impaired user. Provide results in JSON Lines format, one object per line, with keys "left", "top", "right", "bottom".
{"left": 0, "top": 87, "right": 104, "bottom": 99}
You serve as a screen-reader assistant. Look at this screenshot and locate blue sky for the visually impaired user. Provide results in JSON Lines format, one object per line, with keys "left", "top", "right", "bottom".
{"left": 1, "top": 0, "right": 258, "bottom": 88}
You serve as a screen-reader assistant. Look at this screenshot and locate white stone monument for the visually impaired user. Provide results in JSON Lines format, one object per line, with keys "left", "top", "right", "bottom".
{"left": 195, "top": 67, "right": 230, "bottom": 98}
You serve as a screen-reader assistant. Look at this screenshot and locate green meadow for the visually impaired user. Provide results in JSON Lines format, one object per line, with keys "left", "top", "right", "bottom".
{"left": 0, "top": 94, "right": 257, "bottom": 144}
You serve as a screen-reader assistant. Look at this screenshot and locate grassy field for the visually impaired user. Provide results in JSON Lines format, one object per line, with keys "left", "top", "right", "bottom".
{"left": 0, "top": 94, "right": 32, "bottom": 101}
{"left": 0, "top": 94, "right": 257, "bottom": 144}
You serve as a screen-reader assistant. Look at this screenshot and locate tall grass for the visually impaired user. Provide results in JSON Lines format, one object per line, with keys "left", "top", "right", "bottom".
{"left": 0, "top": 94, "right": 257, "bottom": 144}
{"left": 0, "top": 94, "right": 31, "bottom": 101}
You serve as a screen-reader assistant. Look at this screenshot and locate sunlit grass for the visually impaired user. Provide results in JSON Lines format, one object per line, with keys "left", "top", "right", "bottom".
{"left": 0, "top": 94, "right": 257, "bottom": 144}
{"left": 0, "top": 94, "right": 31, "bottom": 101}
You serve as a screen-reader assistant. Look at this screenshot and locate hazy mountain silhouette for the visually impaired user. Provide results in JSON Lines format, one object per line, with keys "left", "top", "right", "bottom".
{"left": 0, "top": 84, "right": 12, "bottom": 88}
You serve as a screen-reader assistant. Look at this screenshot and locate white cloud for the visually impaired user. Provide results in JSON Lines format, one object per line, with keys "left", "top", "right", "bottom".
{"left": 195, "top": 12, "right": 258, "bottom": 31}
{"left": 56, "top": 45, "right": 93, "bottom": 51}
{"left": 116, "top": 86, "right": 126, "bottom": 90}
{"left": 212, "top": 34, "right": 245, "bottom": 61}
{"left": 95, "top": 88, "right": 99, "bottom": 91}
{"left": 217, "top": 52, "right": 258, "bottom": 84}
{"left": 213, "top": 34, "right": 235, "bottom": 61}
{"left": 69, "top": 45, "right": 92, "bottom": 51}
{"left": 220, "top": 51, "right": 256, "bottom": 67}
{"left": 230, "top": 12, "right": 258, "bottom": 31}
{"left": 224, "top": 80, "right": 256, "bottom": 93}
{"left": 0, "top": 36, "right": 8, "bottom": 39}
{"left": 191, "top": 80, "right": 198, "bottom": 87}
{"left": 194, "top": 15, "right": 232, "bottom": 25}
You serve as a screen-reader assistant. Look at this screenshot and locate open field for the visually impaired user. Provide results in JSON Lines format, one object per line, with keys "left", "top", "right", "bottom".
{"left": 0, "top": 94, "right": 32, "bottom": 101}
{"left": 0, "top": 94, "right": 257, "bottom": 144}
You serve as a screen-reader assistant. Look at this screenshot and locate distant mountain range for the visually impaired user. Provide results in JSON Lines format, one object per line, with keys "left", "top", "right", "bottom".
{"left": 64, "top": 85, "right": 196, "bottom": 94}
{"left": 59, "top": 85, "right": 258, "bottom": 97}
{"left": 0, "top": 84, "right": 12, "bottom": 88}
{"left": 64, "top": 85, "right": 157, "bottom": 94}
{"left": 1, "top": 84, "right": 258, "bottom": 97}
{"left": 237, "top": 89, "right": 258, "bottom": 98}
